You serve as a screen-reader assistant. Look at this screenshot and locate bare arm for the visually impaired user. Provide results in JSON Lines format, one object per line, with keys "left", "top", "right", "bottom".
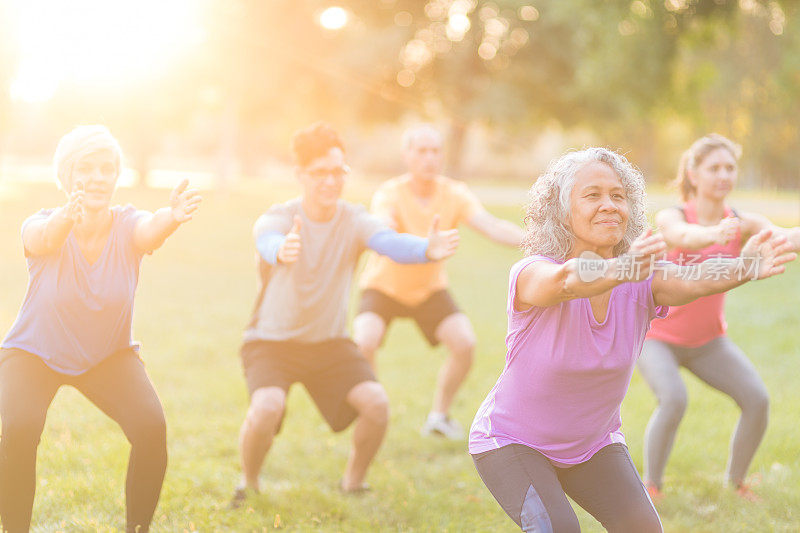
{"left": 740, "top": 211, "right": 800, "bottom": 251}
{"left": 370, "top": 187, "right": 398, "bottom": 229}
{"left": 652, "top": 229, "right": 797, "bottom": 306}
{"left": 133, "top": 179, "right": 202, "bottom": 253}
{"left": 656, "top": 207, "right": 738, "bottom": 250}
{"left": 516, "top": 229, "right": 666, "bottom": 309}
{"left": 516, "top": 258, "right": 625, "bottom": 309}
{"left": 468, "top": 210, "right": 524, "bottom": 247}
{"left": 23, "top": 184, "right": 85, "bottom": 256}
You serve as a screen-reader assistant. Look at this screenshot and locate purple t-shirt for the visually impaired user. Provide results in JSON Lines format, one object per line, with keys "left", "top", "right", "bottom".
{"left": 469, "top": 255, "right": 668, "bottom": 464}
{"left": 2, "top": 205, "right": 148, "bottom": 375}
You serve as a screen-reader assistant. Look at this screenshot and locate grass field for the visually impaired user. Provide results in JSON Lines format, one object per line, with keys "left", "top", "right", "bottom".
{"left": 0, "top": 181, "right": 798, "bottom": 532}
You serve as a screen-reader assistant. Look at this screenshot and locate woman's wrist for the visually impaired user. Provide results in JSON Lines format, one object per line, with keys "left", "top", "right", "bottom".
{"left": 52, "top": 206, "right": 77, "bottom": 227}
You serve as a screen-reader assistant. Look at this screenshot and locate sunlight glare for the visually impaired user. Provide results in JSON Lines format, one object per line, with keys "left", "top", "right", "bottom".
{"left": 10, "top": 62, "right": 61, "bottom": 103}
{"left": 319, "top": 7, "right": 348, "bottom": 30}
{"left": 9, "top": 0, "right": 205, "bottom": 102}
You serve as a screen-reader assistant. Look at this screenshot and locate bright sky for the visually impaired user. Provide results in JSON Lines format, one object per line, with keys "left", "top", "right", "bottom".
{"left": 9, "top": 0, "right": 206, "bottom": 103}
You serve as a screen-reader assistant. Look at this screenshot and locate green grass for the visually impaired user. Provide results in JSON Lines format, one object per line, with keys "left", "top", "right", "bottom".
{"left": 0, "top": 182, "right": 798, "bottom": 531}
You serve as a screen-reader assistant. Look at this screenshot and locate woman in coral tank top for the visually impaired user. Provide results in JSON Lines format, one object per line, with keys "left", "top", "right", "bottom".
{"left": 638, "top": 134, "right": 800, "bottom": 501}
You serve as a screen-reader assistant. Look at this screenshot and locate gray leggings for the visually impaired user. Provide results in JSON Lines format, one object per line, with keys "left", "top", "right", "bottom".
{"left": 637, "top": 336, "right": 769, "bottom": 488}
{"left": 473, "top": 443, "right": 662, "bottom": 533}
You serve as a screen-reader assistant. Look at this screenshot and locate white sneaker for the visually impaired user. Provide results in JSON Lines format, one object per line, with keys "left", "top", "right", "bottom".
{"left": 421, "top": 413, "right": 464, "bottom": 440}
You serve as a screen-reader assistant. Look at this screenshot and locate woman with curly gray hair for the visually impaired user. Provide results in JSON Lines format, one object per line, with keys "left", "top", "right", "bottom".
{"left": 469, "top": 147, "right": 795, "bottom": 532}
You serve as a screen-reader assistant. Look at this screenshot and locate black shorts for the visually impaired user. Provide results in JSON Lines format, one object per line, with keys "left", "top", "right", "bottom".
{"left": 357, "top": 289, "right": 460, "bottom": 346}
{"left": 240, "top": 338, "right": 376, "bottom": 432}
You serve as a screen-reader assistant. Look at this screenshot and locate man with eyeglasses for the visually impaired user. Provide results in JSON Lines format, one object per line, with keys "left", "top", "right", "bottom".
{"left": 354, "top": 124, "right": 524, "bottom": 440}
{"left": 232, "top": 122, "right": 460, "bottom": 506}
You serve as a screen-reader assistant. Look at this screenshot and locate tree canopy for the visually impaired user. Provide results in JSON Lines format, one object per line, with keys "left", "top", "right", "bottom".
{"left": 2, "top": 0, "right": 799, "bottom": 186}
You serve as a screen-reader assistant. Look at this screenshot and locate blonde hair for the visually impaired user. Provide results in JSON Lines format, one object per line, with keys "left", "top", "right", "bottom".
{"left": 674, "top": 134, "right": 741, "bottom": 201}
{"left": 522, "top": 147, "right": 648, "bottom": 261}
{"left": 53, "top": 125, "right": 122, "bottom": 191}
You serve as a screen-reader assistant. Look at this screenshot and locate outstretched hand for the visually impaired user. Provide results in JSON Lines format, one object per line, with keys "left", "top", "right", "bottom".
{"left": 169, "top": 179, "right": 202, "bottom": 223}
{"left": 278, "top": 215, "right": 303, "bottom": 264}
{"left": 620, "top": 228, "right": 667, "bottom": 281}
{"left": 715, "top": 216, "right": 740, "bottom": 245}
{"left": 741, "top": 229, "right": 797, "bottom": 280}
{"left": 425, "top": 214, "right": 459, "bottom": 261}
{"left": 63, "top": 181, "right": 85, "bottom": 224}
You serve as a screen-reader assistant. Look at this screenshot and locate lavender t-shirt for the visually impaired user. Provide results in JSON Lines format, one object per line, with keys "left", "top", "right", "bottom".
{"left": 2, "top": 205, "right": 148, "bottom": 375}
{"left": 469, "top": 255, "right": 668, "bottom": 464}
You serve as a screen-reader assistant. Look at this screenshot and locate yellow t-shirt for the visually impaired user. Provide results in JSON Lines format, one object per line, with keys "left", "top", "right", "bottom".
{"left": 359, "top": 174, "right": 484, "bottom": 306}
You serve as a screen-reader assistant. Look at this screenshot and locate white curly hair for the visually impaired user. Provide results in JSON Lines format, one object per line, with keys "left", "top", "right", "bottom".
{"left": 522, "top": 147, "right": 648, "bottom": 261}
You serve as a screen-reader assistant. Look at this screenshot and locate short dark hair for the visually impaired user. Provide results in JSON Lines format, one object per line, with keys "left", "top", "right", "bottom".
{"left": 292, "top": 122, "right": 345, "bottom": 167}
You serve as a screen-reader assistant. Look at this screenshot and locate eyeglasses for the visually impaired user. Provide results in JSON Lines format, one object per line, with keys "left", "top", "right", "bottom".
{"left": 304, "top": 165, "right": 350, "bottom": 181}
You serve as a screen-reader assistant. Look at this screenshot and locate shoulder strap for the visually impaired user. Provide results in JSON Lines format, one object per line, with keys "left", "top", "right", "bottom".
{"left": 679, "top": 202, "right": 698, "bottom": 223}
{"left": 671, "top": 205, "right": 687, "bottom": 221}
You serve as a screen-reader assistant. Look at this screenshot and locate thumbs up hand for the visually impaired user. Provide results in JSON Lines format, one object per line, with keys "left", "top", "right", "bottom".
{"left": 425, "top": 214, "right": 459, "bottom": 261}
{"left": 278, "top": 215, "right": 303, "bottom": 264}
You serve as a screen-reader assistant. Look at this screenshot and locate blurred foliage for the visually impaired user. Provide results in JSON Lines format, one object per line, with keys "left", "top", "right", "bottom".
{"left": 2, "top": 0, "right": 799, "bottom": 186}
{"left": 0, "top": 1, "right": 18, "bottom": 137}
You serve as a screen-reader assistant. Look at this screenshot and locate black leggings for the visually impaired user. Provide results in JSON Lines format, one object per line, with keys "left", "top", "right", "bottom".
{"left": 0, "top": 348, "right": 167, "bottom": 533}
{"left": 473, "top": 443, "right": 662, "bottom": 533}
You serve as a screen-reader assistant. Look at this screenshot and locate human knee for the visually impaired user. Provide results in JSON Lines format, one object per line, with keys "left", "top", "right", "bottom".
{"left": 354, "top": 330, "right": 380, "bottom": 358}
{"left": 543, "top": 514, "right": 580, "bottom": 533}
{"left": 353, "top": 314, "right": 384, "bottom": 356}
{"left": 446, "top": 333, "right": 475, "bottom": 364}
{"left": 437, "top": 315, "right": 476, "bottom": 355}
{"left": 612, "top": 502, "right": 662, "bottom": 533}
{"left": 525, "top": 508, "right": 578, "bottom": 533}
{"left": 753, "top": 389, "right": 770, "bottom": 416}
{"left": 354, "top": 383, "right": 389, "bottom": 426}
{"left": 517, "top": 497, "right": 581, "bottom": 533}
{"left": 458, "top": 333, "right": 477, "bottom": 357}
{"left": 740, "top": 385, "right": 769, "bottom": 416}
{"left": 126, "top": 408, "right": 167, "bottom": 449}
{"left": 658, "top": 389, "right": 687, "bottom": 423}
{"left": 357, "top": 337, "right": 380, "bottom": 361}
{"left": 247, "top": 393, "right": 285, "bottom": 433}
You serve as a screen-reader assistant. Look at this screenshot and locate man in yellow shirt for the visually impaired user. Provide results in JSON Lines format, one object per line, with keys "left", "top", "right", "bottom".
{"left": 354, "top": 124, "right": 524, "bottom": 439}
